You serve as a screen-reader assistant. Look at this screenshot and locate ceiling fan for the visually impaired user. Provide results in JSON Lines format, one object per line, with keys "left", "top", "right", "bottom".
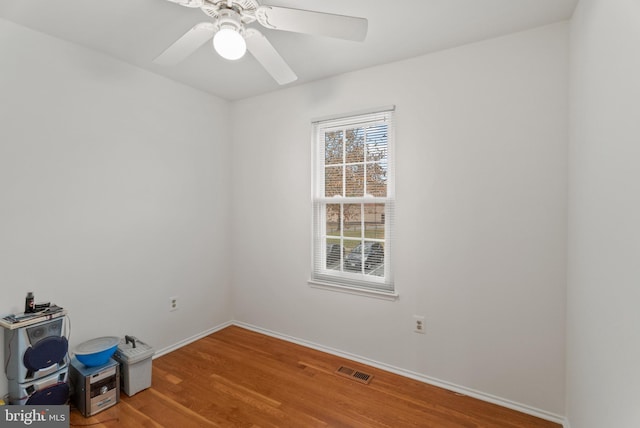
{"left": 155, "top": 0, "right": 368, "bottom": 85}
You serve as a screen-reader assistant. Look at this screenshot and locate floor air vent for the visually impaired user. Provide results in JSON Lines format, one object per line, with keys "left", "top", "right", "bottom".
{"left": 335, "top": 365, "right": 373, "bottom": 385}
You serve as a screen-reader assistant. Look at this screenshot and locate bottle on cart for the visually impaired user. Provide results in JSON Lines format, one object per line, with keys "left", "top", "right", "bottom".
{"left": 24, "top": 292, "right": 35, "bottom": 313}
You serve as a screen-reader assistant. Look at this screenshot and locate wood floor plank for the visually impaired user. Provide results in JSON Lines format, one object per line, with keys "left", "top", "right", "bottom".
{"left": 70, "top": 326, "right": 561, "bottom": 427}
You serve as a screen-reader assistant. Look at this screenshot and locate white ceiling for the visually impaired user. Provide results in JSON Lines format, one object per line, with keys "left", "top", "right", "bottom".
{"left": 0, "top": 0, "right": 578, "bottom": 101}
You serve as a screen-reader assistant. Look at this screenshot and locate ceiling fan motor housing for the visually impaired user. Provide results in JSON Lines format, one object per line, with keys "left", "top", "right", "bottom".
{"left": 213, "top": 8, "right": 245, "bottom": 34}
{"left": 201, "top": 0, "right": 259, "bottom": 24}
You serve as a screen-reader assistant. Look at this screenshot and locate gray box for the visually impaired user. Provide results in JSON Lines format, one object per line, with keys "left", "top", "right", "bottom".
{"left": 70, "top": 357, "right": 119, "bottom": 417}
{"left": 113, "top": 336, "right": 154, "bottom": 396}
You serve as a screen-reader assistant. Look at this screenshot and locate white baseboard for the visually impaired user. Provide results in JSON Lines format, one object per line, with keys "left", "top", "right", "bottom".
{"left": 233, "top": 321, "right": 567, "bottom": 426}
{"left": 153, "top": 320, "right": 233, "bottom": 359}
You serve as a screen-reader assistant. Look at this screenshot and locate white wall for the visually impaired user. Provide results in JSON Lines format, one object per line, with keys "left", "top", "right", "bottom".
{"left": 0, "top": 18, "right": 233, "bottom": 396}
{"left": 567, "top": 0, "right": 640, "bottom": 427}
{"left": 231, "top": 23, "right": 568, "bottom": 416}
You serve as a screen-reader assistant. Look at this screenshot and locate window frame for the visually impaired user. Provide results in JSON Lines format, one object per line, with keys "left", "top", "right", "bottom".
{"left": 309, "top": 106, "right": 396, "bottom": 298}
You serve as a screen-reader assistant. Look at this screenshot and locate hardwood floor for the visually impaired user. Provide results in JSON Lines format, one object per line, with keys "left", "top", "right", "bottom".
{"left": 69, "top": 326, "right": 560, "bottom": 427}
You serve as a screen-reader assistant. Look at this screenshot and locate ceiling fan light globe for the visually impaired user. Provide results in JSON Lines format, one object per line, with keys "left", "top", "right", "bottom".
{"left": 213, "top": 28, "right": 247, "bottom": 60}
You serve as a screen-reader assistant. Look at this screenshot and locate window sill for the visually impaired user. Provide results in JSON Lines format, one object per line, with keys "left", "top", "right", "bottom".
{"left": 308, "top": 280, "right": 399, "bottom": 301}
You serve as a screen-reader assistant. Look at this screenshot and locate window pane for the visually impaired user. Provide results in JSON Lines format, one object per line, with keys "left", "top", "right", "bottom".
{"left": 326, "top": 237, "right": 343, "bottom": 270}
{"left": 325, "top": 131, "right": 343, "bottom": 165}
{"left": 366, "top": 162, "right": 387, "bottom": 197}
{"left": 343, "top": 239, "right": 362, "bottom": 272}
{"left": 364, "top": 241, "right": 384, "bottom": 277}
{"left": 364, "top": 204, "right": 385, "bottom": 239}
{"left": 345, "top": 128, "right": 365, "bottom": 164}
{"left": 366, "top": 124, "right": 388, "bottom": 162}
{"left": 326, "top": 204, "right": 341, "bottom": 237}
{"left": 325, "top": 166, "right": 343, "bottom": 197}
{"left": 345, "top": 164, "right": 364, "bottom": 197}
{"left": 343, "top": 204, "right": 362, "bottom": 240}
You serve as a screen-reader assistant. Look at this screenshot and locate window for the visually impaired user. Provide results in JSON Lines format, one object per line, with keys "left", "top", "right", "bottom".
{"left": 311, "top": 107, "right": 395, "bottom": 295}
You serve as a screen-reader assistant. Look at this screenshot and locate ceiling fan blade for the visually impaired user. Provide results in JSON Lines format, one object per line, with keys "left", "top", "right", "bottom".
{"left": 256, "top": 6, "right": 368, "bottom": 42}
{"left": 165, "top": 0, "right": 204, "bottom": 8}
{"left": 153, "top": 23, "right": 215, "bottom": 66}
{"left": 245, "top": 29, "right": 297, "bottom": 85}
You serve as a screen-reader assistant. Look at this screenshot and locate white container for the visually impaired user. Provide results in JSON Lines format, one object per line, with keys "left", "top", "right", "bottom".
{"left": 113, "top": 336, "right": 154, "bottom": 396}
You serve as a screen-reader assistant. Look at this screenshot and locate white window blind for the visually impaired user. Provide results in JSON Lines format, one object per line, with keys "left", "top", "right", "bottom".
{"left": 311, "top": 107, "right": 395, "bottom": 294}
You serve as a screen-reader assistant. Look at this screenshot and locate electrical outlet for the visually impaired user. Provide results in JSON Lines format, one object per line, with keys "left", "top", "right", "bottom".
{"left": 413, "top": 315, "right": 425, "bottom": 334}
{"left": 170, "top": 296, "right": 179, "bottom": 312}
